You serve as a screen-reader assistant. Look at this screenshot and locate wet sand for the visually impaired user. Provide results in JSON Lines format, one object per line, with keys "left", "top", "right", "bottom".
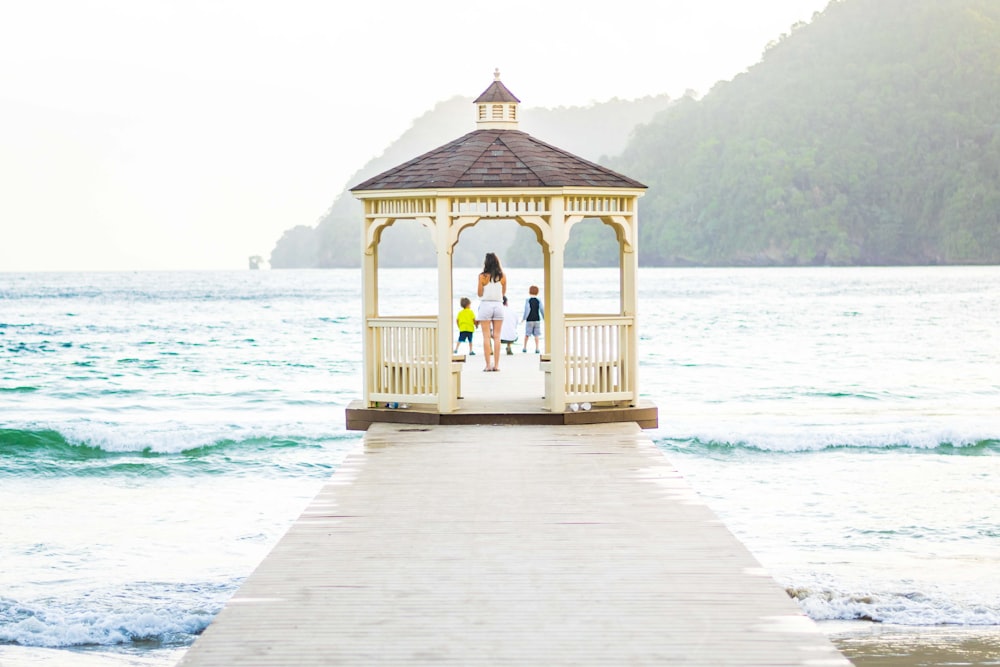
{"left": 824, "top": 622, "right": 1000, "bottom": 666}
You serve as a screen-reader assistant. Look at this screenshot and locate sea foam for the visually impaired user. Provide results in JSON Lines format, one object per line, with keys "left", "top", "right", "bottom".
{"left": 0, "top": 599, "right": 212, "bottom": 648}
{"left": 657, "top": 416, "right": 1000, "bottom": 453}
{"left": 2, "top": 419, "right": 358, "bottom": 455}
{"left": 789, "top": 586, "right": 1000, "bottom": 626}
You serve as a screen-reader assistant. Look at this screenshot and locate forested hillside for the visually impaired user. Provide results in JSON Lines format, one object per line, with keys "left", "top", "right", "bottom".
{"left": 269, "top": 95, "right": 674, "bottom": 268}
{"left": 604, "top": 0, "right": 1000, "bottom": 266}
{"left": 271, "top": 0, "right": 1000, "bottom": 268}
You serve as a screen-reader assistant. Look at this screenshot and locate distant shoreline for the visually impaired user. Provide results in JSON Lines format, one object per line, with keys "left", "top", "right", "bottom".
{"left": 271, "top": 261, "right": 1000, "bottom": 269}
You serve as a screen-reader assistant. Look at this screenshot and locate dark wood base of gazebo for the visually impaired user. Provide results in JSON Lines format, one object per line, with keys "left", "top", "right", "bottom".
{"left": 346, "top": 399, "right": 658, "bottom": 431}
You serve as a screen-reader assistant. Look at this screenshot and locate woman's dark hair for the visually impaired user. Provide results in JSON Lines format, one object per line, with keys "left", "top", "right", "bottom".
{"left": 482, "top": 253, "right": 503, "bottom": 282}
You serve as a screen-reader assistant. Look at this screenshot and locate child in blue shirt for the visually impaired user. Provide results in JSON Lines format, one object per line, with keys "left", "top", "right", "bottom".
{"left": 522, "top": 285, "right": 544, "bottom": 353}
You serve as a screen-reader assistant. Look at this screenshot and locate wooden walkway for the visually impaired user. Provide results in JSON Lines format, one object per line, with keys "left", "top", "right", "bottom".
{"left": 178, "top": 423, "right": 851, "bottom": 666}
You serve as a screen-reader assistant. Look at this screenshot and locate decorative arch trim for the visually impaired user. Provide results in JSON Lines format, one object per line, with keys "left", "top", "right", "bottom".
{"left": 517, "top": 215, "right": 551, "bottom": 251}
{"left": 606, "top": 215, "right": 634, "bottom": 252}
{"left": 365, "top": 217, "right": 392, "bottom": 255}
{"left": 450, "top": 215, "right": 482, "bottom": 249}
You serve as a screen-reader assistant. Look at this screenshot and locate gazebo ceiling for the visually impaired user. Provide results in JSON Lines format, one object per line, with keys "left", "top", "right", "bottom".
{"left": 351, "top": 129, "right": 647, "bottom": 192}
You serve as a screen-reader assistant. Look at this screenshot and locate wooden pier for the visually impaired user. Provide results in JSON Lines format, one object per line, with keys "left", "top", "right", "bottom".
{"left": 178, "top": 422, "right": 851, "bottom": 666}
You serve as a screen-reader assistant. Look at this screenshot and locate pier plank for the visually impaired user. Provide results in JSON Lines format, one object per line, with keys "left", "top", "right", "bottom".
{"left": 179, "top": 423, "right": 850, "bottom": 666}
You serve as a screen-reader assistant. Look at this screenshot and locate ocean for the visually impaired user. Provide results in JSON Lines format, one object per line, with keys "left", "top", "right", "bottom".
{"left": 1, "top": 266, "right": 998, "bottom": 666}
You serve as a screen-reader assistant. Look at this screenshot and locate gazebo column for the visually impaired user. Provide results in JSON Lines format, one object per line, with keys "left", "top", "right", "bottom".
{"left": 620, "top": 211, "right": 640, "bottom": 407}
{"left": 434, "top": 200, "right": 457, "bottom": 412}
{"left": 361, "top": 210, "right": 381, "bottom": 407}
{"left": 546, "top": 197, "right": 567, "bottom": 412}
{"left": 542, "top": 249, "right": 552, "bottom": 355}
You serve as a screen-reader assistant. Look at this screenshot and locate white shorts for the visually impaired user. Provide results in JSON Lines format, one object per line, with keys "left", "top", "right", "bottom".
{"left": 477, "top": 301, "right": 504, "bottom": 321}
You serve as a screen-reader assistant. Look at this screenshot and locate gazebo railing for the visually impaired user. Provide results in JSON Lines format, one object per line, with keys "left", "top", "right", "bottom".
{"left": 562, "top": 314, "right": 635, "bottom": 404}
{"left": 367, "top": 317, "right": 439, "bottom": 404}
{"left": 367, "top": 314, "right": 635, "bottom": 410}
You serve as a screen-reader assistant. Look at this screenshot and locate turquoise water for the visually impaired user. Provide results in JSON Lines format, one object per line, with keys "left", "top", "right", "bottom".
{"left": 1, "top": 267, "right": 998, "bottom": 665}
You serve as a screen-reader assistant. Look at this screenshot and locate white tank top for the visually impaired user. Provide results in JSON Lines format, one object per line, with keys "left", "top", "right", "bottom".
{"left": 481, "top": 279, "right": 503, "bottom": 302}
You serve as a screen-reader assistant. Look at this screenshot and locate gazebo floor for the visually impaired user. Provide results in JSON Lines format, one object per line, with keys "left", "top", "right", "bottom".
{"left": 346, "top": 351, "right": 657, "bottom": 431}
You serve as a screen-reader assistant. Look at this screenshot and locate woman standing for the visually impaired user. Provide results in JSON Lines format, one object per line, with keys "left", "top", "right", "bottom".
{"left": 476, "top": 252, "right": 507, "bottom": 371}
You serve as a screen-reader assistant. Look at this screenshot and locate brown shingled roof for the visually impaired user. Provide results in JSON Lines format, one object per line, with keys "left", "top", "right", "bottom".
{"left": 351, "top": 130, "right": 646, "bottom": 191}
{"left": 474, "top": 79, "right": 520, "bottom": 104}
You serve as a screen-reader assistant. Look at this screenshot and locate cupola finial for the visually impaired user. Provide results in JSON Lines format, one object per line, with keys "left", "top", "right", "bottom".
{"left": 494, "top": 67, "right": 501, "bottom": 81}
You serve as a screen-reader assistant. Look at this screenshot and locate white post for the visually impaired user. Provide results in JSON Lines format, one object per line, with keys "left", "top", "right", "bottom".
{"left": 547, "top": 196, "right": 567, "bottom": 412}
{"left": 361, "top": 205, "right": 380, "bottom": 407}
{"left": 621, "top": 205, "right": 640, "bottom": 406}
{"left": 434, "top": 200, "right": 456, "bottom": 412}
{"left": 542, "top": 248, "right": 551, "bottom": 355}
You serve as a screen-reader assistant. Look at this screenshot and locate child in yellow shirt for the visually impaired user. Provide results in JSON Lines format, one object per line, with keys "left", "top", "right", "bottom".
{"left": 454, "top": 297, "right": 476, "bottom": 355}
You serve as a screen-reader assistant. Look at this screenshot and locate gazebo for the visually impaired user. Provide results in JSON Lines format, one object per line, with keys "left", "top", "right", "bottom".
{"left": 345, "top": 71, "right": 657, "bottom": 429}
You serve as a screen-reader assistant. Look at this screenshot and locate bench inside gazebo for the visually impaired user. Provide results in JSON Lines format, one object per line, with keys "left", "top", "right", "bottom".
{"left": 345, "top": 71, "right": 658, "bottom": 430}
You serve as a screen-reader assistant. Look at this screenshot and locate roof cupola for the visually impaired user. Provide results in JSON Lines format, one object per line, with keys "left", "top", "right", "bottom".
{"left": 474, "top": 68, "right": 520, "bottom": 129}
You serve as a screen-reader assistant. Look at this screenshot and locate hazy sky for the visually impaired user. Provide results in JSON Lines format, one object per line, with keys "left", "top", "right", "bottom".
{"left": 0, "top": 0, "right": 829, "bottom": 272}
